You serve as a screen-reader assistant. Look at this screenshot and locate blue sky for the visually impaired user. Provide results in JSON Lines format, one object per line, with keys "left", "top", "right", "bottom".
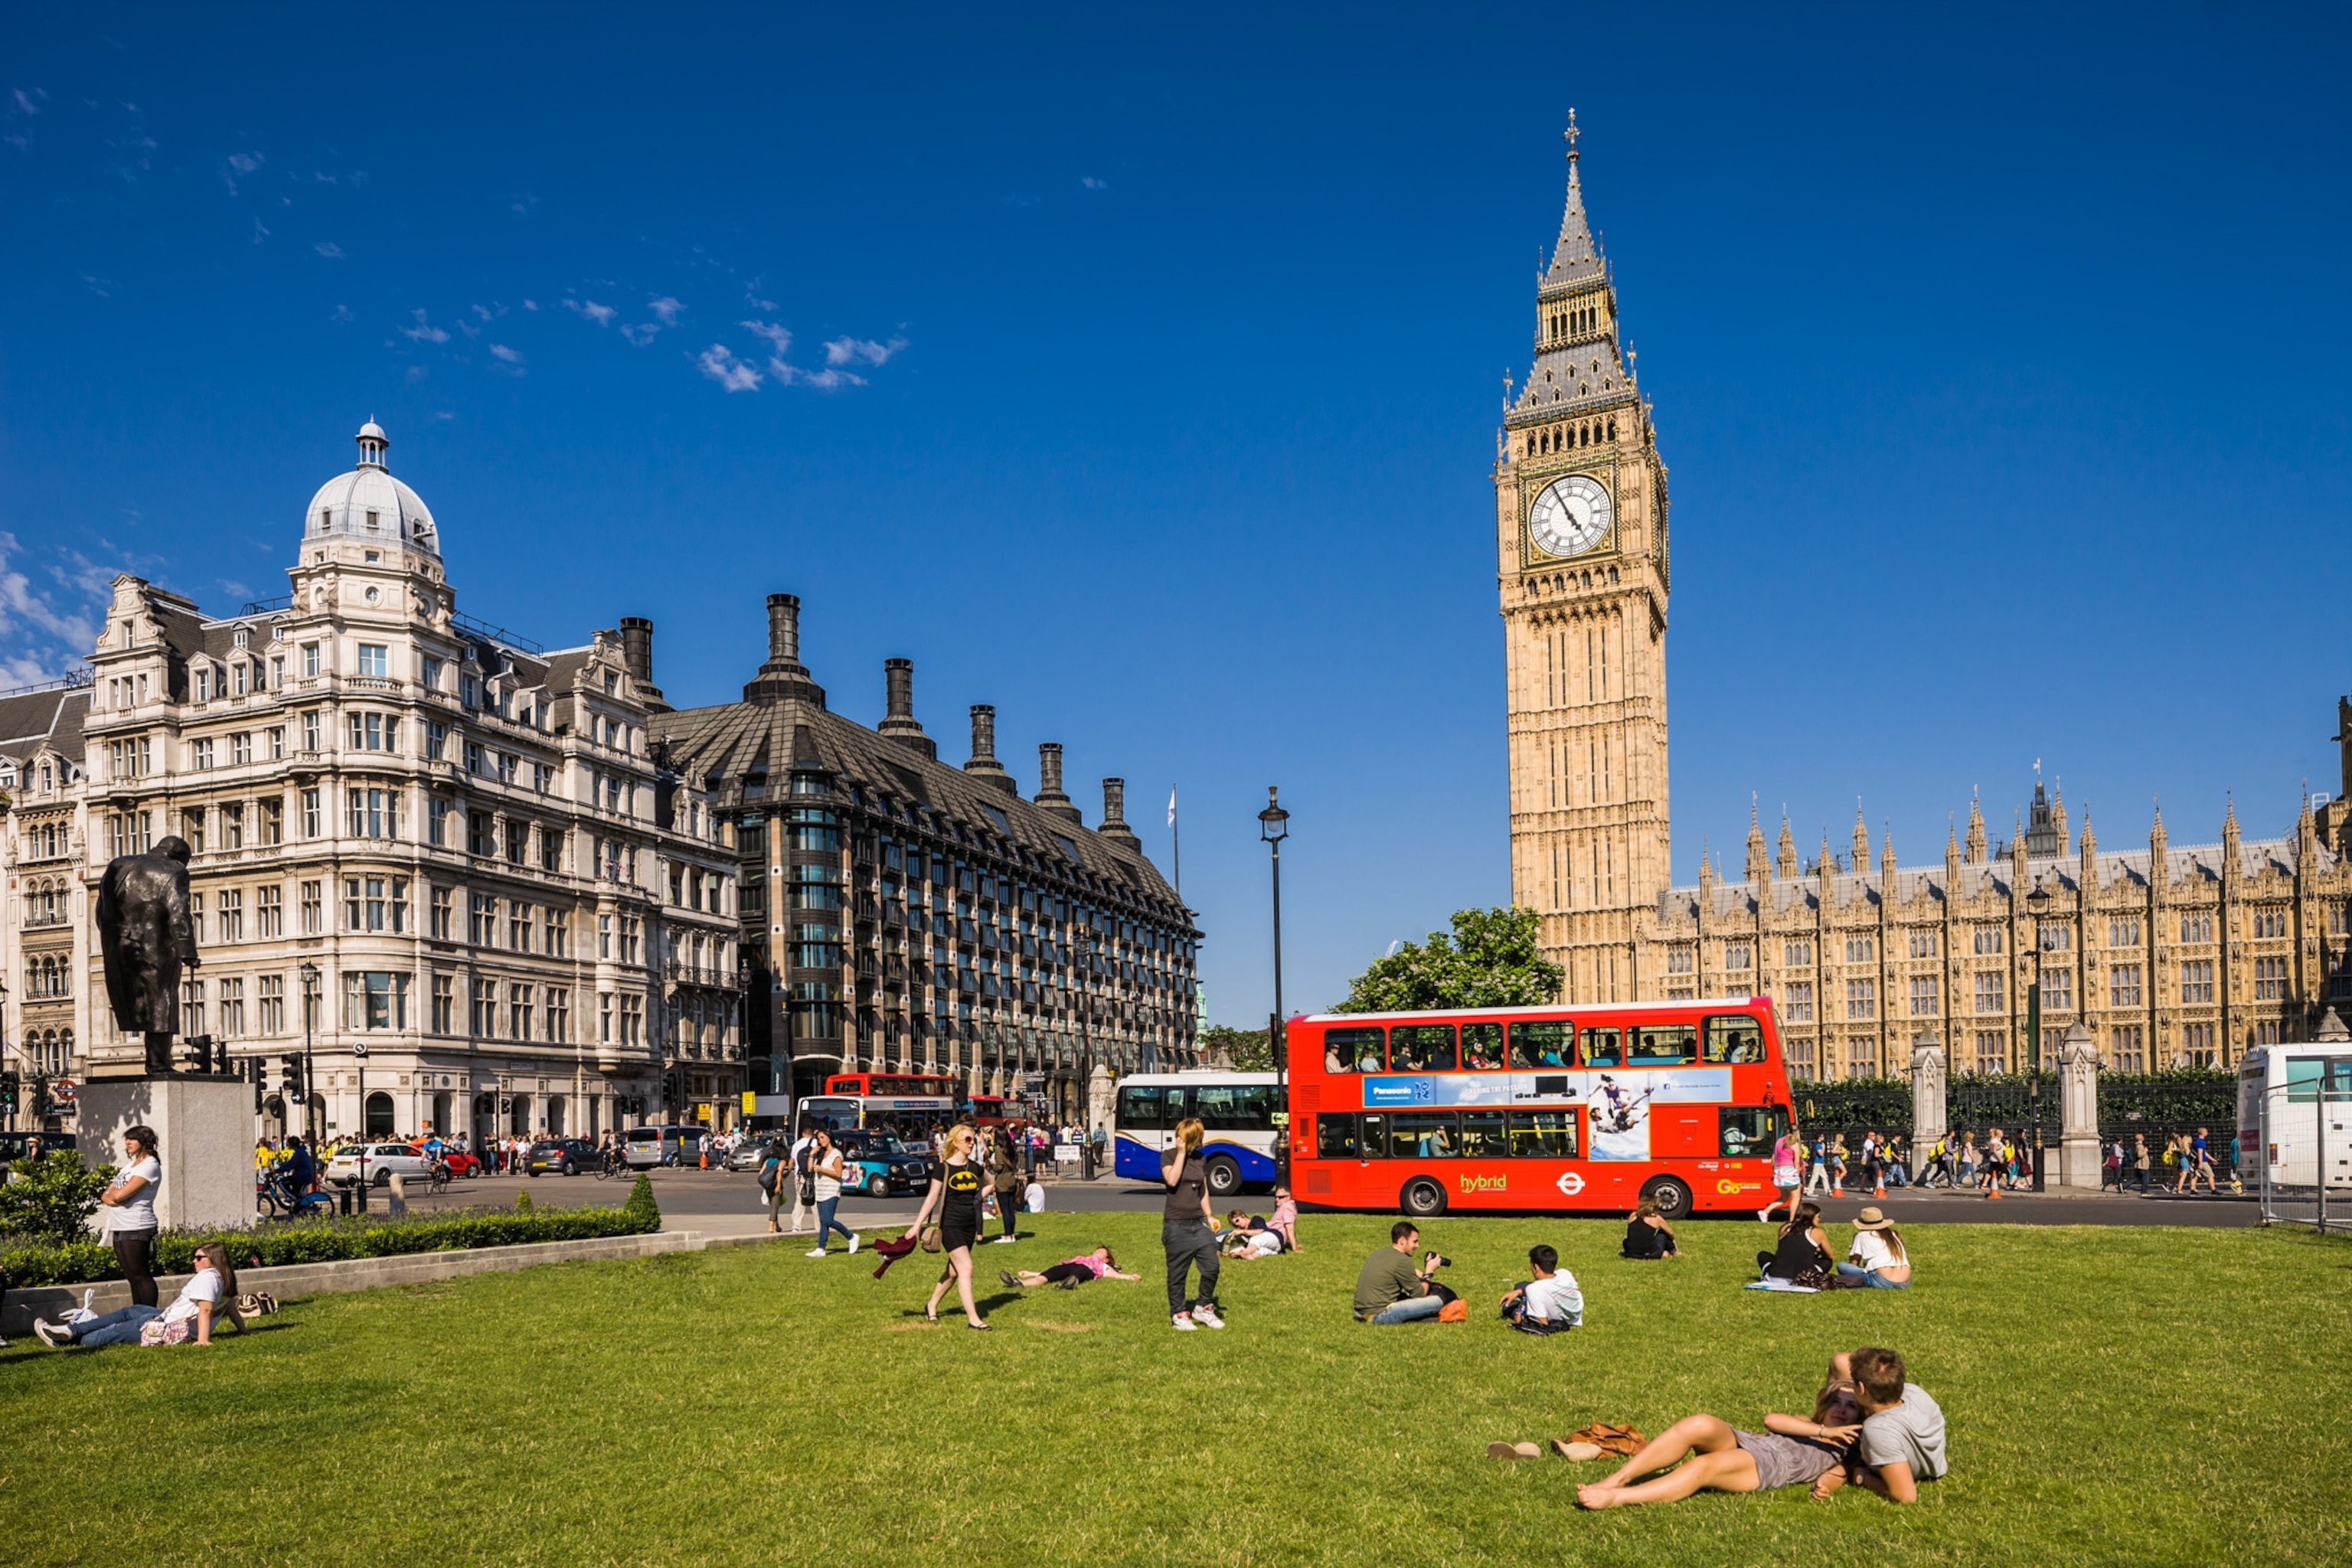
{"left": 3, "top": 5, "right": 2347, "bottom": 1027}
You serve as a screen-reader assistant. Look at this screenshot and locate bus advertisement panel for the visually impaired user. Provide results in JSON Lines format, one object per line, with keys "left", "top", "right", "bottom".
{"left": 1285, "top": 998, "right": 1793, "bottom": 1219}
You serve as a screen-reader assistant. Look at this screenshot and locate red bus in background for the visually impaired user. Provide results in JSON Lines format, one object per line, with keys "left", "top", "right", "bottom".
{"left": 1284, "top": 997, "right": 1794, "bottom": 1220}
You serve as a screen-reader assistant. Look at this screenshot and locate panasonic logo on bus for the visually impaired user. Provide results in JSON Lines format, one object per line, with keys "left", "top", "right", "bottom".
{"left": 1364, "top": 1077, "right": 1434, "bottom": 1106}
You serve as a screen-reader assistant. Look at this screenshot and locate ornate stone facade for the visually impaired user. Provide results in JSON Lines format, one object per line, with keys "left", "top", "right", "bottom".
{"left": 1498, "top": 122, "right": 2352, "bottom": 1076}
{"left": 0, "top": 423, "right": 740, "bottom": 1138}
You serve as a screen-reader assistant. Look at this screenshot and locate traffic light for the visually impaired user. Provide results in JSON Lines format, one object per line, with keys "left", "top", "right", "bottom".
{"left": 282, "top": 1054, "right": 306, "bottom": 1103}
{"left": 181, "top": 1035, "right": 216, "bottom": 1073}
{"left": 1, "top": 1071, "right": 18, "bottom": 1116}
{"left": 250, "top": 1057, "right": 265, "bottom": 1114}
{"left": 31, "top": 1072, "right": 51, "bottom": 1117}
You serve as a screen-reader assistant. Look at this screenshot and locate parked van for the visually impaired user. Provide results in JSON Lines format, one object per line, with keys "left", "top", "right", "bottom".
{"left": 623, "top": 1125, "right": 704, "bottom": 1168}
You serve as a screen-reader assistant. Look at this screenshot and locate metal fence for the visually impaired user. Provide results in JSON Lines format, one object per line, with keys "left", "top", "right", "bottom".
{"left": 2253, "top": 1073, "right": 2350, "bottom": 1234}
{"left": 1946, "top": 1071, "right": 2060, "bottom": 1136}
{"left": 1789, "top": 1078, "right": 1912, "bottom": 1147}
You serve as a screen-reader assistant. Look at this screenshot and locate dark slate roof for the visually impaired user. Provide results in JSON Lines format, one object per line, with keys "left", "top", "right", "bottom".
{"left": 652, "top": 693, "right": 1190, "bottom": 926}
{"left": 0, "top": 685, "right": 91, "bottom": 764}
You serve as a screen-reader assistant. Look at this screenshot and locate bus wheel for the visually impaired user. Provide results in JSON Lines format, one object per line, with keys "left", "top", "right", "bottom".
{"left": 1400, "top": 1176, "right": 1448, "bottom": 1218}
{"left": 1205, "top": 1155, "right": 1242, "bottom": 1197}
{"left": 1641, "top": 1174, "right": 1694, "bottom": 1220}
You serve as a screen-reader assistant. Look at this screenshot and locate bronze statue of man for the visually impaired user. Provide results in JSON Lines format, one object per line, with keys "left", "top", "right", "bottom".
{"left": 96, "top": 835, "right": 201, "bottom": 1075}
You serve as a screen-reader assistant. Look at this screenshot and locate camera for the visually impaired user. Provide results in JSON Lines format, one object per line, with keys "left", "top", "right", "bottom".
{"left": 1424, "top": 1252, "right": 1452, "bottom": 1270}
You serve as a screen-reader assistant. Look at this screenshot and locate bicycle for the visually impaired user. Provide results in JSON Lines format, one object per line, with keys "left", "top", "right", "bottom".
{"left": 594, "top": 1151, "right": 633, "bottom": 1180}
{"left": 426, "top": 1159, "right": 452, "bottom": 1196}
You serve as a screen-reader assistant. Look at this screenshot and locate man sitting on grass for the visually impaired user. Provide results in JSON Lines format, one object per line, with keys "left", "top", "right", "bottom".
{"left": 1499, "top": 1243, "right": 1583, "bottom": 1334}
{"left": 1354, "top": 1221, "right": 1447, "bottom": 1323}
{"left": 1811, "top": 1347, "right": 1947, "bottom": 1503}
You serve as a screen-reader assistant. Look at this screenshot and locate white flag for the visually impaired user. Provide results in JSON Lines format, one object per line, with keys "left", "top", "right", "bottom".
{"left": 1168, "top": 786, "right": 1178, "bottom": 827}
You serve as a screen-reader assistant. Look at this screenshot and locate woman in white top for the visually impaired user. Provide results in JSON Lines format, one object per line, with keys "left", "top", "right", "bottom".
{"left": 36, "top": 1241, "right": 237, "bottom": 1348}
{"left": 99, "top": 1124, "right": 164, "bottom": 1307}
{"left": 1837, "top": 1207, "right": 1913, "bottom": 1289}
{"left": 805, "top": 1129, "right": 859, "bottom": 1257}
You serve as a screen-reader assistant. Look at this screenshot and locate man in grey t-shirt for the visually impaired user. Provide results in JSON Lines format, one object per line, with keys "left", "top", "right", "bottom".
{"left": 1833, "top": 1347, "right": 1946, "bottom": 1503}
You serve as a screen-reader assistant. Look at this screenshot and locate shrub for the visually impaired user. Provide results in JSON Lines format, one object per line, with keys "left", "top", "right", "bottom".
{"left": 622, "top": 1174, "right": 658, "bottom": 1230}
{"left": 2, "top": 1201, "right": 661, "bottom": 1288}
{"left": 514, "top": 1188, "right": 534, "bottom": 1214}
{"left": 0, "top": 1151, "right": 113, "bottom": 1244}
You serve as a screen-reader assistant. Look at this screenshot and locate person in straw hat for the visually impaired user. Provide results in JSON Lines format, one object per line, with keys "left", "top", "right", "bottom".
{"left": 1837, "top": 1207, "right": 1913, "bottom": 1289}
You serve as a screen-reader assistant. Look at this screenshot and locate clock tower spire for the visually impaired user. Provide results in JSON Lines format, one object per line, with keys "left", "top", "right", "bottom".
{"left": 1497, "top": 113, "right": 1671, "bottom": 1004}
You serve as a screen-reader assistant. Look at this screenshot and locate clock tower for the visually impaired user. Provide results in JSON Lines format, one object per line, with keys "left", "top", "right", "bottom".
{"left": 1496, "top": 113, "right": 1671, "bottom": 1002}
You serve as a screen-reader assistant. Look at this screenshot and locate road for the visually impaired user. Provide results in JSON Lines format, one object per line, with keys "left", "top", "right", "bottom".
{"left": 362, "top": 1165, "right": 2269, "bottom": 1235}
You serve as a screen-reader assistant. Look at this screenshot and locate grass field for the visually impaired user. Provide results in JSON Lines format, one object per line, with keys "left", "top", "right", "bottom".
{"left": 3, "top": 1210, "right": 2345, "bottom": 1566}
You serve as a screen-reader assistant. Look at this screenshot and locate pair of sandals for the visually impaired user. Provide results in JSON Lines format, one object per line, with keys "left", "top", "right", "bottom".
{"left": 1489, "top": 1438, "right": 1606, "bottom": 1462}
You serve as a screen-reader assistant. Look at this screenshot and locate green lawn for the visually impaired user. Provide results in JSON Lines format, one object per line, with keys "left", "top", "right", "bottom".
{"left": 4, "top": 1211, "right": 2345, "bottom": 1566}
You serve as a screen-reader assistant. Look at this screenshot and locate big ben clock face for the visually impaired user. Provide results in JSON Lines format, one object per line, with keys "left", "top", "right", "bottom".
{"left": 1529, "top": 473, "right": 1613, "bottom": 558}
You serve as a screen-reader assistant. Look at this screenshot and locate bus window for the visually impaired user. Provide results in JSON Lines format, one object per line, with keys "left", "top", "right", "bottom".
{"left": 1509, "top": 1109, "right": 1579, "bottom": 1158}
{"left": 1462, "top": 1022, "right": 1506, "bottom": 1070}
{"left": 1719, "top": 1106, "right": 1787, "bottom": 1158}
{"left": 1325, "top": 1026, "right": 1386, "bottom": 1074}
{"left": 1316, "top": 1113, "right": 1361, "bottom": 1160}
{"left": 1196, "top": 1083, "right": 1275, "bottom": 1132}
{"left": 1630, "top": 1024, "right": 1697, "bottom": 1065}
{"left": 1161, "top": 1086, "right": 1192, "bottom": 1123}
{"left": 1390, "top": 1112, "right": 1457, "bottom": 1158}
{"left": 1116, "top": 1083, "right": 1162, "bottom": 1129}
{"left": 1581, "top": 1028, "right": 1622, "bottom": 1067}
{"left": 1459, "top": 1109, "right": 1508, "bottom": 1157}
{"left": 1704, "top": 1016, "right": 1765, "bottom": 1063}
{"left": 1390, "top": 1025, "right": 1458, "bottom": 1073}
{"left": 1360, "top": 1113, "right": 1388, "bottom": 1157}
{"left": 1510, "top": 1020, "right": 1573, "bottom": 1068}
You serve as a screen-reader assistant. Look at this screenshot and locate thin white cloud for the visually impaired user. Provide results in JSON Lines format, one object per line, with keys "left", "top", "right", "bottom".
{"left": 430, "top": 410, "right": 456, "bottom": 421}
{"left": 80, "top": 273, "right": 112, "bottom": 297}
{"left": 330, "top": 303, "right": 353, "bottom": 322}
{"left": 0, "top": 531, "right": 106, "bottom": 681}
{"left": 824, "top": 335, "right": 906, "bottom": 368}
{"left": 221, "top": 150, "right": 263, "bottom": 193}
{"left": 741, "top": 320, "right": 791, "bottom": 355}
{"left": 648, "top": 296, "right": 683, "bottom": 325}
{"left": 471, "top": 302, "right": 508, "bottom": 322}
{"left": 489, "top": 343, "right": 523, "bottom": 364}
{"left": 250, "top": 217, "right": 269, "bottom": 244}
{"left": 314, "top": 240, "right": 345, "bottom": 258}
{"left": 621, "top": 324, "right": 658, "bottom": 347}
{"left": 11, "top": 89, "right": 41, "bottom": 116}
{"left": 697, "top": 345, "right": 761, "bottom": 392}
{"left": 401, "top": 309, "right": 449, "bottom": 344}
{"left": 567, "top": 298, "right": 616, "bottom": 326}
{"left": 782, "top": 364, "right": 861, "bottom": 389}
{"left": 522, "top": 299, "right": 540, "bottom": 311}
{"left": 1082, "top": 175, "right": 1108, "bottom": 190}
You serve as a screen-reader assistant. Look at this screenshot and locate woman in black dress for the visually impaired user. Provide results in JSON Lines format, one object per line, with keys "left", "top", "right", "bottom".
{"left": 1755, "top": 1201, "right": 1833, "bottom": 1285}
{"left": 909, "top": 1123, "right": 991, "bottom": 1328}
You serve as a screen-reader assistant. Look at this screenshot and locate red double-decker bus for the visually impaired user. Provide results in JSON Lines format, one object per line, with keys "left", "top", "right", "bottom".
{"left": 1283, "top": 997, "right": 1794, "bottom": 1219}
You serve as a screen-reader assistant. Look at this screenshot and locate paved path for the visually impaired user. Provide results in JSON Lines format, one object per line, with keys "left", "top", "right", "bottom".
{"left": 374, "top": 1167, "right": 2268, "bottom": 1233}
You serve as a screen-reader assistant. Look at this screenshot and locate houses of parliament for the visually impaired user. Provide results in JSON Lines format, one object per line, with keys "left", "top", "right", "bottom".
{"left": 1498, "top": 116, "right": 2352, "bottom": 1080}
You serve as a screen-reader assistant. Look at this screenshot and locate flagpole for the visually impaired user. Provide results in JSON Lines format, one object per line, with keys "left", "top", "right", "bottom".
{"left": 1168, "top": 786, "right": 1181, "bottom": 897}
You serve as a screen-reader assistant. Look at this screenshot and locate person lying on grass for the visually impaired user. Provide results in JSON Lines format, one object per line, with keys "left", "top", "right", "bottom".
{"left": 1808, "top": 1347, "right": 1946, "bottom": 1503}
{"left": 1572, "top": 1369, "right": 1862, "bottom": 1508}
{"left": 999, "top": 1246, "right": 1141, "bottom": 1291}
{"left": 1220, "top": 1211, "right": 1284, "bottom": 1259}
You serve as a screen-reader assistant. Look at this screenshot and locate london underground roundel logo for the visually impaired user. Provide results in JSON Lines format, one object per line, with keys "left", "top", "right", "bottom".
{"left": 1555, "top": 1171, "right": 1585, "bottom": 1196}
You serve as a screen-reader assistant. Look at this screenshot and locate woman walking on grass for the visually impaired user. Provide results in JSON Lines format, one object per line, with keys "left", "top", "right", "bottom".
{"left": 907, "top": 1124, "right": 990, "bottom": 1329}
{"left": 1761, "top": 1127, "right": 1802, "bottom": 1223}
{"left": 987, "top": 1129, "right": 1022, "bottom": 1245}
{"left": 805, "top": 1129, "right": 859, "bottom": 1258}
{"left": 1161, "top": 1116, "right": 1224, "bottom": 1331}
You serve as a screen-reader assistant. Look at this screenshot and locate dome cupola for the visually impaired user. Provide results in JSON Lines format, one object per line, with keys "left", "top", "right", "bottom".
{"left": 303, "top": 420, "right": 439, "bottom": 557}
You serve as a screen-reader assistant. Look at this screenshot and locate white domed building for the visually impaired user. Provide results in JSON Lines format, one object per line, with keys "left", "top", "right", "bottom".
{"left": 8, "top": 421, "right": 745, "bottom": 1158}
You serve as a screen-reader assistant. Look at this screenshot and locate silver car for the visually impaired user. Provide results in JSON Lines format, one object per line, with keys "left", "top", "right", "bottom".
{"left": 325, "top": 1142, "right": 433, "bottom": 1187}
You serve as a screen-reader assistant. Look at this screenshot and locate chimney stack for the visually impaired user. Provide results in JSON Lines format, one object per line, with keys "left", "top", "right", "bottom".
{"left": 877, "top": 657, "right": 935, "bottom": 759}
{"left": 616, "top": 616, "right": 670, "bottom": 713}
{"left": 964, "top": 704, "right": 1017, "bottom": 795}
{"left": 740, "top": 591, "right": 826, "bottom": 708}
{"left": 1099, "top": 776, "right": 1140, "bottom": 846}
{"left": 1035, "top": 743, "right": 1081, "bottom": 824}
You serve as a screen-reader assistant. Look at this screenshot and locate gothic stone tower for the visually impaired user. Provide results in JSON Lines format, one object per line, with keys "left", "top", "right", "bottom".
{"left": 1497, "top": 113, "right": 1672, "bottom": 1003}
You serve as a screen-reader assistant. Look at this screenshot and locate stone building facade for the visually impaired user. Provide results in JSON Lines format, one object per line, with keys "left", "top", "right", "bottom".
{"left": 1498, "top": 122, "right": 2352, "bottom": 1076}
{"left": 0, "top": 423, "right": 740, "bottom": 1138}
{"left": 649, "top": 596, "right": 1203, "bottom": 1116}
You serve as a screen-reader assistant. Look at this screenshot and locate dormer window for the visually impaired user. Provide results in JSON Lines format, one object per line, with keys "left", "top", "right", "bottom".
{"left": 365, "top": 509, "right": 380, "bottom": 531}
{"left": 318, "top": 509, "right": 331, "bottom": 531}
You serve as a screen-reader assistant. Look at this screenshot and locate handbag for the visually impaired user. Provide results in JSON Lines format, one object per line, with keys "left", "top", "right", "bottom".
{"left": 1568, "top": 1423, "right": 1648, "bottom": 1457}
{"left": 919, "top": 1223, "right": 943, "bottom": 1254}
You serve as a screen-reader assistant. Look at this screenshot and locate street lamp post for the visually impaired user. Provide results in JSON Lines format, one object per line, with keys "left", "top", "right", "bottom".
{"left": 298, "top": 961, "right": 321, "bottom": 1147}
{"left": 1258, "top": 786, "right": 1290, "bottom": 1171}
{"left": 1077, "top": 936, "right": 1096, "bottom": 1178}
{"left": 2026, "top": 884, "right": 2050, "bottom": 1193}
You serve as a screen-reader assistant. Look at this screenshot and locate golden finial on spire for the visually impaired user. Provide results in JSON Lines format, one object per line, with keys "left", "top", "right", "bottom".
{"left": 1564, "top": 109, "right": 1580, "bottom": 164}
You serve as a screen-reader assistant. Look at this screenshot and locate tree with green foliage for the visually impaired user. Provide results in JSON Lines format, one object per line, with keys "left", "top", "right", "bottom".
{"left": 622, "top": 1174, "right": 662, "bottom": 1231}
{"left": 1333, "top": 906, "right": 1563, "bottom": 1014}
{"left": 1199, "top": 1024, "right": 1272, "bottom": 1070}
{"left": 0, "top": 1150, "right": 112, "bottom": 1244}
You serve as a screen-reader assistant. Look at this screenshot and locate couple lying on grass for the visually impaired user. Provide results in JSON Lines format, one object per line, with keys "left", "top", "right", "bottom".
{"left": 1572, "top": 1347, "right": 1945, "bottom": 1508}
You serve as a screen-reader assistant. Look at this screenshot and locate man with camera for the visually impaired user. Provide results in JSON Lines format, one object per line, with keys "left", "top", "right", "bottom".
{"left": 1353, "top": 1220, "right": 1452, "bottom": 1323}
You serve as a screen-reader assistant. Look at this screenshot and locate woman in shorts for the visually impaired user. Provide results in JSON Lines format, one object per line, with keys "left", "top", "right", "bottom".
{"left": 907, "top": 1124, "right": 991, "bottom": 1329}
{"left": 1760, "top": 1128, "right": 1802, "bottom": 1223}
{"left": 1574, "top": 1377, "right": 1863, "bottom": 1509}
{"left": 1000, "top": 1246, "right": 1139, "bottom": 1291}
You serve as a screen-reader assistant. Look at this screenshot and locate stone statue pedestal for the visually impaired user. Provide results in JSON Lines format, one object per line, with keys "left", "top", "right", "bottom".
{"left": 75, "top": 1076, "right": 255, "bottom": 1233}
{"left": 1087, "top": 1063, "right": 1116, "bottom": 1136}
{"left": 2057, "top": 1022, "right": 2102, "bottom": 1191}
